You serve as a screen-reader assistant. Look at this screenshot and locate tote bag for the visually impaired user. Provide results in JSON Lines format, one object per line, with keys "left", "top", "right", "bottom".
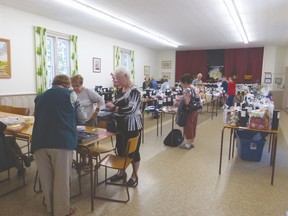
{"left": 176, "top": 98, "right": 188, "bottom": 127}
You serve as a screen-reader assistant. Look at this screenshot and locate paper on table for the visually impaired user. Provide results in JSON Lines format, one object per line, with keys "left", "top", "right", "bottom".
{"left": 0, "top": 116, "right": 24, "bottom": 125}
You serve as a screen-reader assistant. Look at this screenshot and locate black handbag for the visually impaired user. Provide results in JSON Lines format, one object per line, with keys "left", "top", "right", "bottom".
{"left": 187, "top": 89, "right": 202, "bottom": 111}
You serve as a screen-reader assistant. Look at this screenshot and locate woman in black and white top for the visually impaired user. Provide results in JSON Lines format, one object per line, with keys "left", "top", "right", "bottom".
{"left": 106, "top": 66, "right": 142, "bottom": 187}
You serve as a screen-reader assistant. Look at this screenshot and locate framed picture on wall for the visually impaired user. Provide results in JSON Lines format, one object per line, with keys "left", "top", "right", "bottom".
{"left": 144, "top": 65, "right": 150, "bottom": 76}
{"left": 264, "top": 78, "right": 272, "bottom": 84}
{"left": 275, "top": 78, "right": 282, "bottom": 85}
{"left": 93, "top": 58, "right": 101, "bottom": 73}
{"left": 264, "top": 72, "right": 272, "bottom": 79}
{"left": 0, "top": 38, "right": 11, "bottom": 78}
{"left": 161, "top": 61, "right": 171, "bottom": 69}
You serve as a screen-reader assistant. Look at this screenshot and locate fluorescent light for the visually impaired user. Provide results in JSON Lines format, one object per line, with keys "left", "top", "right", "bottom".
{"left": 223, "top": 0, "right": 248, "bottom": 44}
{"left": 54, "top": 0, "right": 179, "bottom": 48}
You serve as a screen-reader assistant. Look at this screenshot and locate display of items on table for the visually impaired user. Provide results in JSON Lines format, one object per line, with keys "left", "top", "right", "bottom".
{"left": 94, "top": 86, "right": 114, "bottom": 103}
{"left": 195, "top": 82, "right": 222, "bottom": 103}
{"left": 248, "top": 109, "right": 270, "bottom": 130}
{"left": 223, "top": 90, "right": 278, "bottom": 130}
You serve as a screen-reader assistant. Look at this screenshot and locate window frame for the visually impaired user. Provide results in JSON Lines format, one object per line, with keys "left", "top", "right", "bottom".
{"left": 46, "top": 31, "right": 71, "bottom": 88}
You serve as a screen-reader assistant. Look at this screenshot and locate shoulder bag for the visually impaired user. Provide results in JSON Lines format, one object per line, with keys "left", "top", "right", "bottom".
{"left": 176, "top": 97, "right": 188, "bottom": 127}
{"left": 187, "top": 88, "right": 203, "bottom": 112}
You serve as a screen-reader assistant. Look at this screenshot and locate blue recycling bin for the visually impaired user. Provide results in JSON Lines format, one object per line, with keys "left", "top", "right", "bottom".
{"left": 236, "top": 130, "right": 266, "bottom": 162}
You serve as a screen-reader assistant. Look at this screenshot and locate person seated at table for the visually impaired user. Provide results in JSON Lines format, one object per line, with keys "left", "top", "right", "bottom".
{"left": 160, "top": 78, "right": 170, "bottom": 92}
{"left": 142, "top": 76, "right": 151, "bottom": 90}
{"left": 150, "top": 77, "right": 159, "bottom": 90}
{"left": 0, "top": 121, "right": 34, "bottom": 176}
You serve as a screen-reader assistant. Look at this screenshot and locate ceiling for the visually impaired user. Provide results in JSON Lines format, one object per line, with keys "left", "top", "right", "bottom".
{"left": 1, "top": 0, "right": 288, "bottom": 51}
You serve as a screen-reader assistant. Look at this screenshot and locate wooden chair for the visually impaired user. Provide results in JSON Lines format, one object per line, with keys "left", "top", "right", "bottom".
{"left": 94, "top": 132, "right": 140, "bottom": 203}
{"left": 0, "top": 105, "right": 11, "bottom": 113}
{"left": 88, "top": 120, "right": 116, "bottom": 166}
{"left": 0, "top": 105, "right": 29, "bottom": 116}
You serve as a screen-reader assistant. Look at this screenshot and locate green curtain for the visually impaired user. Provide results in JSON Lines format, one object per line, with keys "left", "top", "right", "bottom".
{"left": 114, "top": 46, "right": 120, "bottom": 69}
{"left": 70, "top": 35, "right": 78, "bottom": 76}
{"left": 34, "top": 26, "right": 48, "bottom": 94}
{"left": 113, "top": 46, "right": 135, "bottom": 82}
{"left": 130, "top": 50, "right": 135, "bottom": 82}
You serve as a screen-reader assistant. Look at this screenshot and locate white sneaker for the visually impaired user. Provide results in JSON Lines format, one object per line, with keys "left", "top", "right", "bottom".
{"left": 179, "top": 143, "right": 186, "bottom": 148}
{"left": 185, "top": 144, "right": 194, "bottom": 149}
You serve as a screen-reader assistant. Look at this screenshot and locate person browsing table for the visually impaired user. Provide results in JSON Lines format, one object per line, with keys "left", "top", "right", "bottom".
{"left": 31, "top": 75, "right": 86, "bottom": 216}
{"left": 178, "top": 73, "right": 201, "bottom": 150}
{"left": 71, "top": 74, "right": 105, "bottom": 127}
{"left": 106, "top": 66, "right": 143, "bottom": 187}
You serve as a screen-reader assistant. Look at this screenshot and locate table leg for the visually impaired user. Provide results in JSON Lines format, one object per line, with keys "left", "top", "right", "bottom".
{"left": 157, "top": 113, "right": 159, "bottom": 136}
{"left": 211, "top": 100, "right": 214, "bottom": 120}
{"left": 170, "top": 114, "right": 175, "bottom": 147}
{"left": 219, "top": 127, "right": 226, "bottom": 175}
{"left": 228, "top": 128, "right": 233, "bottom": 160}
{"left": 271, "top": 134, "right": 278, "bottom": 185}
{"left": 215, "top": 98, "right": 218, "bottom": 117}
{"left": 268, "top": 134, "right": 272, "bottom": 153}
{"left": 142, "top": 112, "right": 144, "bottom": 143}
{"left": 161, "top": 112, "right": 163, "bottom": 136}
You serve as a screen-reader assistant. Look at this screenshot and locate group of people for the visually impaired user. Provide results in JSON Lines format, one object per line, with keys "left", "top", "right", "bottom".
{"left": 142, "top": 76, "right": 172, "bottom": 92}
{"left": 142, "top": 76, "right": 158, "bottom": 90}
{"left": 1, "top": 67, "right": 236, "bottom": 215}
{"left": 30, "top": 67, "right": 143, "bottom": 216}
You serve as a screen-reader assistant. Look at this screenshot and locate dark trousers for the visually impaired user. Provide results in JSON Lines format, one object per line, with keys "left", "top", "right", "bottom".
{"left": 227, "top": 95, "right": 234, "bottom": 107}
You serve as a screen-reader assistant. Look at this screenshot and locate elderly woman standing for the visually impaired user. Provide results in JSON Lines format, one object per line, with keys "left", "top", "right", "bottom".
{"left": 71, "top": 74, "right": 105, "bottom": 127}
{"left": 178, "top": 73, "right": 200, "bottom": 149}
{"left": 106, "top": 66, "right": 142, "bottom": 187}
{"left": 31, "top": 75, "right": 86, "bottom": 216}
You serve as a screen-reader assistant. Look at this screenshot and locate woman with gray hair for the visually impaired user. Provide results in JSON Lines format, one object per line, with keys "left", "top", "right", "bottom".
{"left": 106, "top": 66, "right": 143, "bottom": 187}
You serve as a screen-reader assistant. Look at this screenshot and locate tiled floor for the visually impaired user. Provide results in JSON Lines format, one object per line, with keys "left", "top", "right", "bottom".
{"left": 1, "top": 110, "right": 288, "bottom": 216}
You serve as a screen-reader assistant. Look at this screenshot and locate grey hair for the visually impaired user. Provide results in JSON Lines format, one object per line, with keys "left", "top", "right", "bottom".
{"left": 114, "top": 66, "right": 131, "bottom": 79}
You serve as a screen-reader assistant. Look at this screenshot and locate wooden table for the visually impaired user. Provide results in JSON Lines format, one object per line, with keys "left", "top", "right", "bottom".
{"left": 219, "top": 124, "right": 279, "bottom": 185}
{"left": 1, "top": 111, "right": 117, "bottom": 211}
{"left": 0, "top": 111, "right": 114, "bottom": 145}
{"left": 202, "top": 97, "right": 219, "bottom": 120}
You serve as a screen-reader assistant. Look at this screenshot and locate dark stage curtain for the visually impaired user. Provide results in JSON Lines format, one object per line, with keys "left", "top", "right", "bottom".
{"left": 224, "top": 47, "right": 263, "bottom": 83}
{"left": 175, "top": 50, "right": 208, "bottom": 82}
{"left": 176, "top": 47, "right": 263, "bottom": 84}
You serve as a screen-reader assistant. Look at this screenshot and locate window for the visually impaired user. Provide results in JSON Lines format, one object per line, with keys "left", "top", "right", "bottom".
{"left": 46, "top": 33, "right": 71, "bottom": 88}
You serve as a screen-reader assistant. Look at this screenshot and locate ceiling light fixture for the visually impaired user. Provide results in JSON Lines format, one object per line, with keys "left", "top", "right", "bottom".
{"left": 54, "top": 0, "right": 179, "bottom": 48}
{"left": 223, "top": 0, "right": 248, "bottom": 44}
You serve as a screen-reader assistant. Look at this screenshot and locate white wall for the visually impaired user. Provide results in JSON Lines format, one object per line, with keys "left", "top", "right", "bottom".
{"left": 262, "top": 46, "right": 288, "bottom": 109}
{"left": 1, "top": 5, "right": 288, "bottom": 109}
{"left": 0, "top": 5, "right": 159, "bottom": 95}
{"left": 157, "top": 50, "right": 176, "bottom": 85}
